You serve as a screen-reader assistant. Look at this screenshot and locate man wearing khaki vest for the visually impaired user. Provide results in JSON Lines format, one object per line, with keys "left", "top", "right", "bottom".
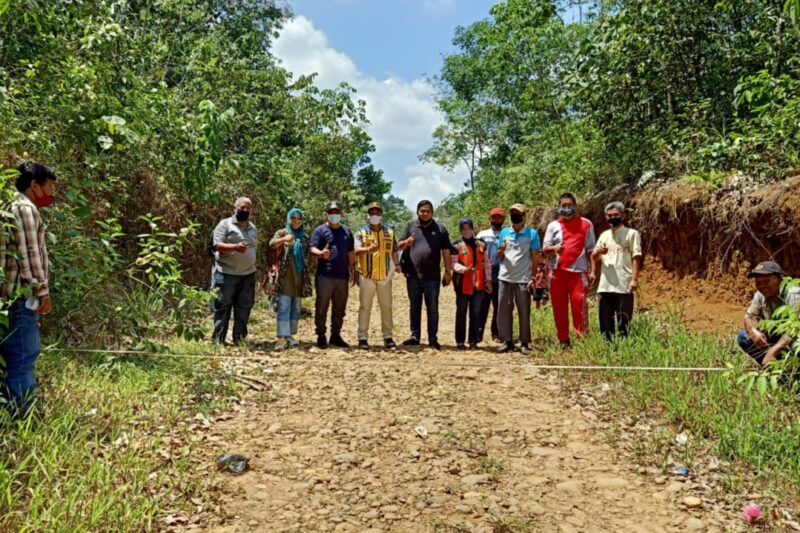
{"left": 355, "top": 202, "right": 400, "bottom": 350}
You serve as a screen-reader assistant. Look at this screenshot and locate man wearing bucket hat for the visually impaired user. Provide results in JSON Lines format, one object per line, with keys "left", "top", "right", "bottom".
{"left": 737, "top": 261, "right": 800, "bottom": 366}
{"left": 477, "top": 207, "right": 506, "bottom": 343}
{"left": 496, "top": 203, "right": 541, "bottom": 355}
{"left": 354, "top": 202, "right": 400, "bottom": 350}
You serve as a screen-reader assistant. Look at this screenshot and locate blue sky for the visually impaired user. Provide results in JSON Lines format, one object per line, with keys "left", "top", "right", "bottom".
{"left": 274, "top": 0, "right": 496, "bottom": 210}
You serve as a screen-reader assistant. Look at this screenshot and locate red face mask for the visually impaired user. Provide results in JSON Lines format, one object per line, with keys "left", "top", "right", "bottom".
{"left": 32, "top": 184, "right": 54, "bottom": 208}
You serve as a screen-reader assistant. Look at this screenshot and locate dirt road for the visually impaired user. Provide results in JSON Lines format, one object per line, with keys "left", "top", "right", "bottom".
{"left": 204, "top": 282, "right": 739, "bottom": 533}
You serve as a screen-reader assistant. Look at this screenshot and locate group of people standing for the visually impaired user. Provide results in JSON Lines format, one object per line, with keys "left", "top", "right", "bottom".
{"left": 210, "top": 193, "right": 645, "bottom": 352}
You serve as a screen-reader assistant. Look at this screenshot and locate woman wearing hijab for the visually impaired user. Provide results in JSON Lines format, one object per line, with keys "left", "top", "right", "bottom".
{"left": 268, "top": 208, "right": 314, "bottom": 349}
{"left": 451, "top": 218, "right": 493, "bottom": 350}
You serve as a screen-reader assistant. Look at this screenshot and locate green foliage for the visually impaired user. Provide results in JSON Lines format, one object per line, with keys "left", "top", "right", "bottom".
{"left": 0, "top": 0, "right": 389, "bottom": 342}
{"left": 430, "top": 0, "right": 800, "bottom": 212}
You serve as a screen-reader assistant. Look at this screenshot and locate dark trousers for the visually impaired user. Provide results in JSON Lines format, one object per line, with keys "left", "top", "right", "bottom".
{"left": 456, "top": 290, "right": 484, "bottom": 345}
{"left": 315, "top": 276, "right": 349, "bottom": 337}
{"left": 1, "top": 299, "right": 41, "bottom": 418}
{"left": 478, "top": 268, "right": 500, "bottom": 341}
{"left": 213, "top": 272, "right": 256, "bottom": 345}
{"left": 406, "top": 276, "right": 440, "bottom": 342}
{"left": 598, "top": 292, "right": 634, "bottom": 341}
{"left": 737, "top": 329, "right": 783, "bottom": 365}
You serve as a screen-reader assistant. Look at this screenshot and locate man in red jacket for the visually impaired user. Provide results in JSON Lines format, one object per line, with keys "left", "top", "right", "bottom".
{"left": 543, "top": 193, "right": 596, "bottom": 349}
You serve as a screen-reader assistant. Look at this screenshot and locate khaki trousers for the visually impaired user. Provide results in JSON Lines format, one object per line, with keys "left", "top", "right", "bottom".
{"left": 358, "top": 277, "right": 394, "bottom": 340}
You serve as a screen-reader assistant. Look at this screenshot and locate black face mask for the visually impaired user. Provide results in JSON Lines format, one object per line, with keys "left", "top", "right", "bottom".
{"left": 510, "top": 213, "right": 524, "bottom": 224}
{"left": 236, "top": 209, "right": 250, "bottom": 222}
{"left": 608, "top": 217, "right": 623, "bottom": 228}
{"left": 491, "top": 222, "right": 503, "bottom": 230}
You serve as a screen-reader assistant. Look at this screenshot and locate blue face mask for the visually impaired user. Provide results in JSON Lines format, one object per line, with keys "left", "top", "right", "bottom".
{"left": 557, "top": 207, "right": 576, "bottom": 217}
{"left": 236, "top": 209, "right": 250, "bottom": 221}
{"left": 327, "top": 214, "right": 342, "bottom": 224}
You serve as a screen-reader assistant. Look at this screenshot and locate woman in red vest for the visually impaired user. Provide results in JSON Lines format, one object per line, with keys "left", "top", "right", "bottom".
{"left": 451, "top": 218, "right": 493, "bottom": 350}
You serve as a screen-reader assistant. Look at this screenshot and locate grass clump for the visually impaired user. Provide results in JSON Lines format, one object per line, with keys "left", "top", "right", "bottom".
{"left": 0, "top": 342, "right": 238, "bottom": 532}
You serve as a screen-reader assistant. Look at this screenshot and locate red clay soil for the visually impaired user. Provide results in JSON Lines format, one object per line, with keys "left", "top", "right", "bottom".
{"left": 636, "top": 262, "right": 746, "bottom": 336}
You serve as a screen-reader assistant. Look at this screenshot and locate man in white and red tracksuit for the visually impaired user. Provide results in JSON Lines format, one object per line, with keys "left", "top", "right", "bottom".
{"left": 543, "top": 192, "right": 596, "bottom": 349}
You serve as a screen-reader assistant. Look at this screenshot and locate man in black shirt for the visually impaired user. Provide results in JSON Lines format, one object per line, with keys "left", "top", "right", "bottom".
{"left": 398, "top": 200, "right": 453, "bottom": 349}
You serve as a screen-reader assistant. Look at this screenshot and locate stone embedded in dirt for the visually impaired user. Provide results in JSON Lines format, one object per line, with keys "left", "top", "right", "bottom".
{"left": 559, "top": 524, "right": 579, "bottom": 533}
{"left": 556, "top": 480, "right": 582, "bottom": 493}
{"left": 528, "top": 503, "right": 546, "bottom": 515}
{"left": 685, "top": 517, "right": 706, "bottom": 530}
{"left": 334, "top": 453, "right": 359, "bottom": 465}
{"left": 461, "top": 474, "right": 493, "bottom": 485}
{"left": 596, "top": 477, "right": 629, "bottom": 489}
{"left": 666, "top": 482, "right": 684, "bottom": 493}
{"left": 683, "top": 496, "right": 703, "bottom": 508}
{"left": 654, "top": 476, "right": 667, "bottom": 485}
{"left": 456, "top": 504, "right": 472, "bottom": 514}
{"left": 267, "top": 423, "right": 282, "bottom": 433}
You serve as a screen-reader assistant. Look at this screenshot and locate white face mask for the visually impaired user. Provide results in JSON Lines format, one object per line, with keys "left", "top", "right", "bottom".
{"left": 368, "top": 214, "right": 383, "bottom": 225}
{"left": 327, "top": 214, "right": 342, "bottom": 224}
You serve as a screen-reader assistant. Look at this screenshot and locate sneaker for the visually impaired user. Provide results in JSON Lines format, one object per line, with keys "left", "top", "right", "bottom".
{"left": 384, "top": 338, "right": 397, "bottom": 349}
{"left": 456, "top": 343, "right": 467, "bottom": 351}
{"left": 358, "top": 339, "right": 370, "bottom": 350}
{"left": 429, "top": 340, "right": 442, "bottom": 350}
{"left": 497, "top": 342, "right": 515, "bottom": 354}
{"left": 519, "top": 344, "right": 532, "bottom": 355}
{"left": 469, "top": 343, "right": 479, "bottom": 350}
{"left": 402, "top": 337, "right": 420, "bottom": 347}
{"left": 275, "top": 339, "right": 291, "bottom": 351}
{"left": 287, "top": 337, "right": 299, "bottom": 347}
{"left": 559, "top": 340, "right": 572, "bottom": 350}
{"left": 329, "top": 335, "right": 350, "bottom": 348}
{"left": 316, "top": 335, "right": 328, "bottom": 349}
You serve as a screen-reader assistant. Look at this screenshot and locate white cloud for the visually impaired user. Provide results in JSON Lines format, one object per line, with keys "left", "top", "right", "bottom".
{"left": 274, "top": 16, "right": 442, "bottom": 152}
{"left": 274, "top": 15, "right": 463, "bottom": 206}
{"left": 398, "top": 161, "right": 468, "bottom": 210}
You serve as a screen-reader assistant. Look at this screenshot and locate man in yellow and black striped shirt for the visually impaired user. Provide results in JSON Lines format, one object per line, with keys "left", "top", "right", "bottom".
{"left": 355, "top": 202, "right": 399, "bottom": 349}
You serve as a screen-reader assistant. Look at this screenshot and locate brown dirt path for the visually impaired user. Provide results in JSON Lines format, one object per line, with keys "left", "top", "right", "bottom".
{"left": 202, "top": 281, "right": 741, "bottom": 533}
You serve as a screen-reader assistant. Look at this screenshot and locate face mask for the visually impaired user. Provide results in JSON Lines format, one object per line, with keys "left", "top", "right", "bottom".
{"left": 32, "top": 185, "right": 54, "bottom": 208}
{"left": 235, "top": 209, "right": 250, "bottom": 221}
{"left": 491, "top": 222, "right": 503, "bottom": 230}
{"left": 368, "top": 215, "right": 383, "bottom": 225}
{"left": 557, "top": 207, "right": 576, "bottom": 217}
{"left": 327, "top": 214, "right": 342, "bottom": 224}
{"left": 510, "top": 213, "right": 524, "bottom": 224}
{"left": 608, "top": 217, "right": 623, "bottom": 227}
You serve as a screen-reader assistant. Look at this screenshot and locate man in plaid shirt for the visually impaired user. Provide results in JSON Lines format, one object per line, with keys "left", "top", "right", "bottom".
{"left": 1, "top": 162, "right": 57, "bottom": 419}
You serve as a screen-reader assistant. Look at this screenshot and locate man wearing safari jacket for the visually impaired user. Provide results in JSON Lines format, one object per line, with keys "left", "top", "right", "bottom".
{"left": 355, "top": 202, "right": 400, "bottom": 350}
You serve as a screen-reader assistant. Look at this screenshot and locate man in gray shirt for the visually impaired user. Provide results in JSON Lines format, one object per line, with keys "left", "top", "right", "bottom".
{"left": 737, "top": 261, "right": 800, "bottom": 365}
{"left": 212, "top": 197, "right": 258, "bottom": 345}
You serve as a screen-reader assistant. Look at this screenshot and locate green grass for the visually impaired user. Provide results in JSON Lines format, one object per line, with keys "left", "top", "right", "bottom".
{"left": 528, "top": 304, "right": 800, "bottom": 502}
{"left": 0, "top": 341, "right": 239, "bottom": 532}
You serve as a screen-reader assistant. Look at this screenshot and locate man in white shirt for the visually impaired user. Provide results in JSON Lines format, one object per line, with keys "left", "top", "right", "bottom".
{"left": 592, "top": 202, "right": 642, "bottom": 341}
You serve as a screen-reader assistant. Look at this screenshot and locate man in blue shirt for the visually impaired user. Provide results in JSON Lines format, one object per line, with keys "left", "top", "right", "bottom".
{"left": 496, "top": 204, "right": 541, "bottom": 355}
{"left": 310, "top": 201, "right": 356, "bottom": 349}
{"left": 476, "top": 207, "right": 505, "bottom": 343}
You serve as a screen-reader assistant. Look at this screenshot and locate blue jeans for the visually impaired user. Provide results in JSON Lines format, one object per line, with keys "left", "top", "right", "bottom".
{"left": 406, "top": 277, "right": 440, "bottom": 342}
{"left": 1, "top": 299, "right": 41, "bottom": 417}
{"left": 737, "top": 328, "right": 783, "bottom": 365}
{"left": 277, "top": 295, "right": 302, "bottom": 338}
{"left": 212, "top": 272, "right": 256, "bottom": 344}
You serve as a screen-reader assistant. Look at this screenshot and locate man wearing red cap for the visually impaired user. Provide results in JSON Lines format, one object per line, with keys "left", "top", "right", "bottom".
{"left": 476, "top": 207, "right": 505, "bottom": 343}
